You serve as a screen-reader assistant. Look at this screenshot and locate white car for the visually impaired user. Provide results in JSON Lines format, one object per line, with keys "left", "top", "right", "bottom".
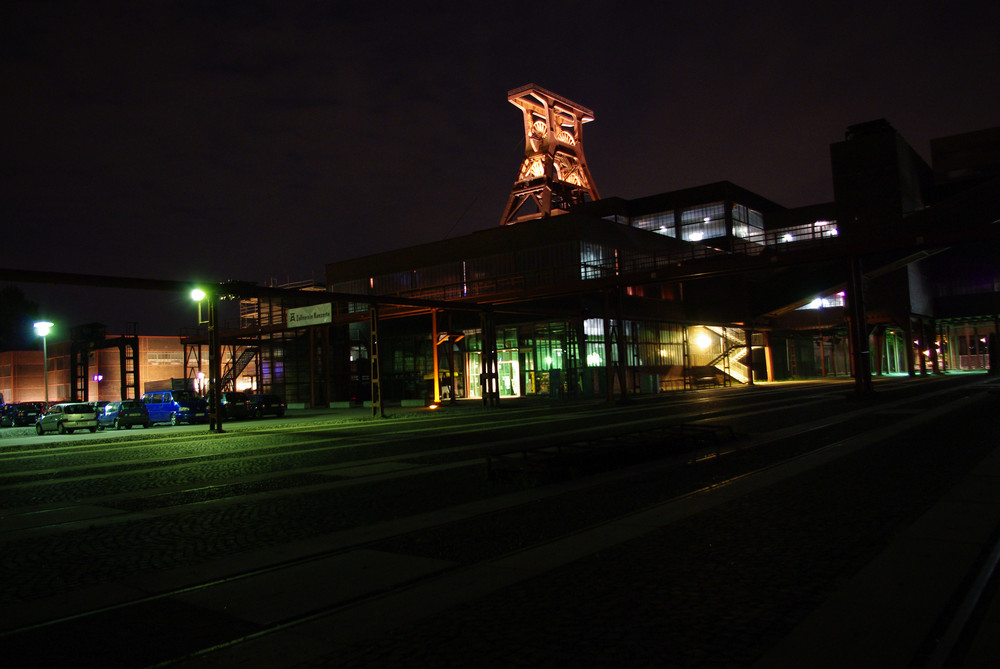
{"left": 36, "top": 403, "right": 99, "bottom": 435}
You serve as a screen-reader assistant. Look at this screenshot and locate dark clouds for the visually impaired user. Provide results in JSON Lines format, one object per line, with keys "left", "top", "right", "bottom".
{"left": 2, "top": 0, "right": 999, "bottom": 334}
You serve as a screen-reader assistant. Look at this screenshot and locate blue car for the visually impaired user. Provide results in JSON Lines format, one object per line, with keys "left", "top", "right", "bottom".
{"left": 141, "top": 390, "right": 209, "bottom": 425}
{"left": 98, "top": 400, "right": 151, "bottom": 430}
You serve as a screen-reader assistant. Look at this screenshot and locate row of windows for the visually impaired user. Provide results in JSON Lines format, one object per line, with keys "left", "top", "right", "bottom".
{"left": 343, "top": 243, "right": 585, "bottom": 306}
{"left": 147, "top": 352, "right": 184, "bottom": 365}
{"left": 331, "top": 201, "right": 836, "bottom": 311}
{"left": 732, "top": 203, "right": 765, "bottom": 239}
{"left": 633, "top": 211, "right": 674, "bottom": 236}
{"left": 379, "top": 319, "right": 690, "bottom": 379}
{"left": 632, "top": 202, "right": 749, "bottom": 243}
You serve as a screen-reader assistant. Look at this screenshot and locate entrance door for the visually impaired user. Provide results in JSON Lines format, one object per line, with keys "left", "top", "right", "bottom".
{"left": 499, "top": 359, "right": 520, "bottom": 397}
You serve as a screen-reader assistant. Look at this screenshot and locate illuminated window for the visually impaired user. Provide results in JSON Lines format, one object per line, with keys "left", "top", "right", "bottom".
{"left": 680, "top": 203, "right": 726, "bottom": 241}
{"left": 580, "top": 242, "right": 612, "bottom": 279}
{"left": 148, "top": 352, "right": 183, "bottom": 366}
{"left": 634, "top": 211, "right": 675, "bottom": 237}
{"left": 732, "top": 203, "right": 764, "bottom": 240}
{"left": 798, "top": 291, "right": 847, "bottom": 310}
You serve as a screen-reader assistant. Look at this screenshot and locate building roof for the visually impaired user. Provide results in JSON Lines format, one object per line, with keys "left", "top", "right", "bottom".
{"left": 326, "top": 211, "right": 692, "bottom": 283}
{"left": 576, "top": 181, "right": 785, "bottom": 220}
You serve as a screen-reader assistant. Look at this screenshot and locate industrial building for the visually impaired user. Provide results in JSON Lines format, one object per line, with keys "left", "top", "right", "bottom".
{"left": 0, "top": 331, "right": 195, "bottom": 405}
{"left": 4, "top": 87, "right": 998, "bottom": 409}
{"left": 168, "top": 89, "right": 1000, "bottom": 408}
{"left": 308, "top": 90, "right": 998, "bottom": 407}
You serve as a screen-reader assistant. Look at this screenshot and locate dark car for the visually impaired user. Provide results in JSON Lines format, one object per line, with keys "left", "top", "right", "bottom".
{"left": 98, "top": 400, "right": 151, "bottom": 430}
{"left": 219, "top": 391, "right": 250, "bottom": 420}
{"left": 2, "top": 401, "right": 48, "bottom": 427}
{"left": 247, "top": 393, "right": 286, "bottom": 418}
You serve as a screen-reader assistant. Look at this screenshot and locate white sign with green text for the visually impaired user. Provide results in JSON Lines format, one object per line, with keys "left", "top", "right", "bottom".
{"left": 287, "top": 303, "right": 332, "bottom": 328}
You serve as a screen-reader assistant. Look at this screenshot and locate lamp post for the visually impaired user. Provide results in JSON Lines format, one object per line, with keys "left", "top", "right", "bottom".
{"left": 191, "top": 288, "right": 207, "bottom": 324}
{"left": 191, "top": 288, "right": 223, "bottom": 432}
{"left": 33, "top": 321, "right": 54, "bottom": 405}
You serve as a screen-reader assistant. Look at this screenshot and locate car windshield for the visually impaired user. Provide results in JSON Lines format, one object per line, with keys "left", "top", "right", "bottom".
{"left": 64, "top": 404, "right": 94, "bottom": 414}
{"left": 172, "top": 391, "right": 197, "bottom": 401}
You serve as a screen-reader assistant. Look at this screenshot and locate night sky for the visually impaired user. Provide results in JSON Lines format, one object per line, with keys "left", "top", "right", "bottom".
{"left": 3, "top": 0, "right": 999, "bottom": 336}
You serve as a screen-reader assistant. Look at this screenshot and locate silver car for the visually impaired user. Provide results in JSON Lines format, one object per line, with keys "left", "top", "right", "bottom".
{"left": 36, "top": 402, "right": 99, "bottom": 435}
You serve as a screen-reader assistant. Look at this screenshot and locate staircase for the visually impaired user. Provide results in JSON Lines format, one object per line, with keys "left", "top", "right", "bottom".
{"left": 705, "top": 327, "right": 750, "bottom": 384}
{"left": 223, "top": 347, "right": 258, "bottom": 391}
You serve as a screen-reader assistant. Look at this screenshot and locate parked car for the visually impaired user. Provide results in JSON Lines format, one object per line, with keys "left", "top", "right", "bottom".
{"left": 0, "top": 404, "right": 14, "bottom": 427}
{"left": 219, "top": 391, "right": 250, "bottom": 420}
{"left": 98, "top": 400, "right": 151, "bottom": 430}
{"left": 247, "top": 393, "right": 286, "bottom": 418}
{"left": 141, "top": 390, "right": 209, "bottom": 425}
{"left": 2, "top": 401, "right": 48, "bottom": 427}
{"left": 89, "top": 400, "right": 111, "bottom": 416}
{"left": 35, "top": 402, "right": 98, "bottom": 435}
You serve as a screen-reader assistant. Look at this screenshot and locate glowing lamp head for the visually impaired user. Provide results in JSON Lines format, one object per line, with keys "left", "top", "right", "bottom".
{"left": 695, "top": 333, "right": 712, "bottom": 350}
{"left": 190, "top": 288, "right": 207, "bottom": 301}
{"left": 33, "top": 321, "right": 54, "bottom": 337}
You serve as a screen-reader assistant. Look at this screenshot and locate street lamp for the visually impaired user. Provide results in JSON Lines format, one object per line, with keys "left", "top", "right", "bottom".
{"left": 191, "top": 288, "right": 208, "bottom": 324}
{"left": 33, "top": 321, "right": 54, "bottom": 405}
{"left": 191, "top": 287, "right": 222, "bottom": 432}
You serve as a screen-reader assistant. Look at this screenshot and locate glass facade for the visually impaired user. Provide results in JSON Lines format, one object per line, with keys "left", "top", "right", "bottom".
{"left": 314, "top": 184, "right": 963, "bottom": 405}
{"left": 679, "top": 202, "right": 726, "bottom": 242}
{"left": 732, "top": 203, "right": 765, "bottom": 240}
{"left": 634, "top": 211, "right": 675, "bottom": 237}
{"left": 441, "top": 318, "right": 690, "bottom": 400}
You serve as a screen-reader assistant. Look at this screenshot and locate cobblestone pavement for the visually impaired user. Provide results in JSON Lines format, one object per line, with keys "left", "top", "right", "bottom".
{"left": 2, "top": 376, "right": 998, "bottom": 667}
{"left": 291, "top": 389, "right": 1000, "bottom": 668}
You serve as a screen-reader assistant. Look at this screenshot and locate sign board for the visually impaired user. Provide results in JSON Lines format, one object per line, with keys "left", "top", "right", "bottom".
{"left": 287, "top": 303, "right": 332, "bottom": 328}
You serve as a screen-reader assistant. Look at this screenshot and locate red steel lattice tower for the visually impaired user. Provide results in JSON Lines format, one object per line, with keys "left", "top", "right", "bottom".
{"left": 500, "top": 84, "right": 600, "bottom": 225}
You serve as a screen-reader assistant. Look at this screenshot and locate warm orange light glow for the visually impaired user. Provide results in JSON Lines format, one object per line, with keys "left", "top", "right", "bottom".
{"left": 501, "top": 84, "right": 600, "bottom": 225}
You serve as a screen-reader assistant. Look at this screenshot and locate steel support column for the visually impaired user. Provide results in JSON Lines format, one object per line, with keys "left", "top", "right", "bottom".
{"left": 846, "top": 255, "right": 873, "bottom": 395}
{"left": 764, "top": 331, "right": 774, "bottom": 382}
{"left": 432, "top": 309, "right": 440, "bottom": 404}
{"left": 208, "top": 295, "right": 224, "bottom": 432}
{"left": 480, "top": 309, "right": 499, "bottom": 408}
{"left": 370, "top": 307, "right": 383, "bottom": 418}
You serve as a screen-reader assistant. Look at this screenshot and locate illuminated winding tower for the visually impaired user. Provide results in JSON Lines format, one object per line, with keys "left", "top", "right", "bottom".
{"left": 500, "top": 84, "right": 600, "bottom": 225}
